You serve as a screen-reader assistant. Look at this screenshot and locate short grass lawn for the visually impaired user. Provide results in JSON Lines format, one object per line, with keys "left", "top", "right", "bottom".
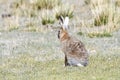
{"left": 0, "top": 54, "right": 120, "bottom": 80}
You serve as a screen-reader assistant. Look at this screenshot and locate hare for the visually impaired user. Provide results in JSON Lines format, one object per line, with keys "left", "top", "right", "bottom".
{"left": 58, "top": 16, "right": 89, "bottom": 67}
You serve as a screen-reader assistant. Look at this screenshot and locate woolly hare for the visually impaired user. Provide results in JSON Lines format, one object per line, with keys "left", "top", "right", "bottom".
{"left": 58, "top": 16, "right": 89, "bottom": 67}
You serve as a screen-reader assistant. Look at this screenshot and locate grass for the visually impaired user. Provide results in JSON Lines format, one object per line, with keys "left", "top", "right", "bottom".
{"left": 8, "top": 26, "right": 19, "bottom": 32}
{"left": 0, "top": 0, "right": 120, "bottom": 80}
{"left": 90, "top": 0, "right": 120, "bottom": 27}
{"left": 85, "top": 0, "right": 109, "bottom": 6}
{"left": 88, "top": 31, "right": 112, "bottom": 38}
{"left": 81, "top": 0, "right": 120, "bottom": 38}
{"left": 115, "top": 0, "right": 120, "bottom": 7}
{"left": 0, "top": 26, "right": 120, "bottom": 80}
{"left": 0, "top": 54, "right": 120, "bottom": 80}
{"left": 34, "top": 0, "right": 61, "bottom": 10}
{"left": 42, "top": 17, "right": 55, "bottom": 25}
{"left": 11, "top": 0, "right": 61, "bottom": 10}
{"left": 41, "top": 10, "right": 55, "bottom": 25}
{"left": 84, "top": 0, "right": 91, "bottom": 5}
{"left": 94, "top": 11, "right": 109, "bottom": 26}
{"left": 54, "top": 4, "right": 74, "bottom": 19}
{"left": 77, "top": 32, "right": 83, "bottom": 35}
{"left": 9, "top": 0, "right": 73, "bottom": 27}
{"left": 24, "top": 26, "right": 39, "bottom": 32}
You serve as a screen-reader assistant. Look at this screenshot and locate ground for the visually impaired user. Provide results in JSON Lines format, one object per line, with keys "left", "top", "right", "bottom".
{"left": 0, "top": 0, "right": 120, "bottom": 80}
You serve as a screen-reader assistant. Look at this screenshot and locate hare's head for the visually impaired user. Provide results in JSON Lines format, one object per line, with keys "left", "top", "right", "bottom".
{"left": 58, "top": 16, "right": 70, "bottom": 41}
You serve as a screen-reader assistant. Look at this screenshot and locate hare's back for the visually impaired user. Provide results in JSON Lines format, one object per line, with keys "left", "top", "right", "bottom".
{"left": 68, "top": 37, "right": 88, "bottom": 57}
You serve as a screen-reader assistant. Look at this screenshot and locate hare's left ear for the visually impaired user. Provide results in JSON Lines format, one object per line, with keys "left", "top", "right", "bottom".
{"left": 63, "top": 17, "right": 69, "bottom": 30}
{"left": 59, "top": 16, "right": 64, "bottom": 25}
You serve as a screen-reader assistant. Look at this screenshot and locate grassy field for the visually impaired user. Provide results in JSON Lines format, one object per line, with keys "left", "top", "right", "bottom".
{"left": 0, "top": 31, "right": 120, "bottom": 80}
{"left": 0, "top": 54, "right": 120, "bottom": 80}
{"left": 0, "top": 0, "right": 120, "bottom": 80}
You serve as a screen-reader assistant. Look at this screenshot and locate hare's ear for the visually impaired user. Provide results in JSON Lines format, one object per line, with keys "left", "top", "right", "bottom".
{"left": 63, "top": 17, "right": 69, "bottom": 29}
{"left": 59, "top": 16, "right": 64, "bottom": 25}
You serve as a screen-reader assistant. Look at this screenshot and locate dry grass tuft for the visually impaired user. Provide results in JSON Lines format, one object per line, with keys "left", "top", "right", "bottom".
{"left": 115, "top": 0, "right": 120, "bottom": 7}
{"left": 82, "top": 0, "right": 120, "bottom": 38}
{"left": 9, "top": 0, "right": 73, "bottom": 27}
{"left": 54, "top": 4, "right": 74, "bottom": 19}
{"left": 41, "top": 10, "right": 55, "bottom": 25}
{"left": 88, "top": 31, "right": 112, "bottom": 38}
{"left": 34, "top": 0, "right": 61, "bottom": 10}
{"left": 90, "top": 0, "right": 120, "bottom": 27}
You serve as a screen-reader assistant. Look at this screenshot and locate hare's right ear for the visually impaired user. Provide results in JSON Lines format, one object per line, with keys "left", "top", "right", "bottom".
{"left": 63, "top": 17, "right": 69, "bottom": 29}
{"left": 59, "top": 16, "right": 64, "bottom": 25}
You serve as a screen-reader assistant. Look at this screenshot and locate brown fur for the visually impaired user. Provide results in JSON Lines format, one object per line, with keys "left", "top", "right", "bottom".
{"left": 58, "top": 27, "right": 89, "bottom": 67}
